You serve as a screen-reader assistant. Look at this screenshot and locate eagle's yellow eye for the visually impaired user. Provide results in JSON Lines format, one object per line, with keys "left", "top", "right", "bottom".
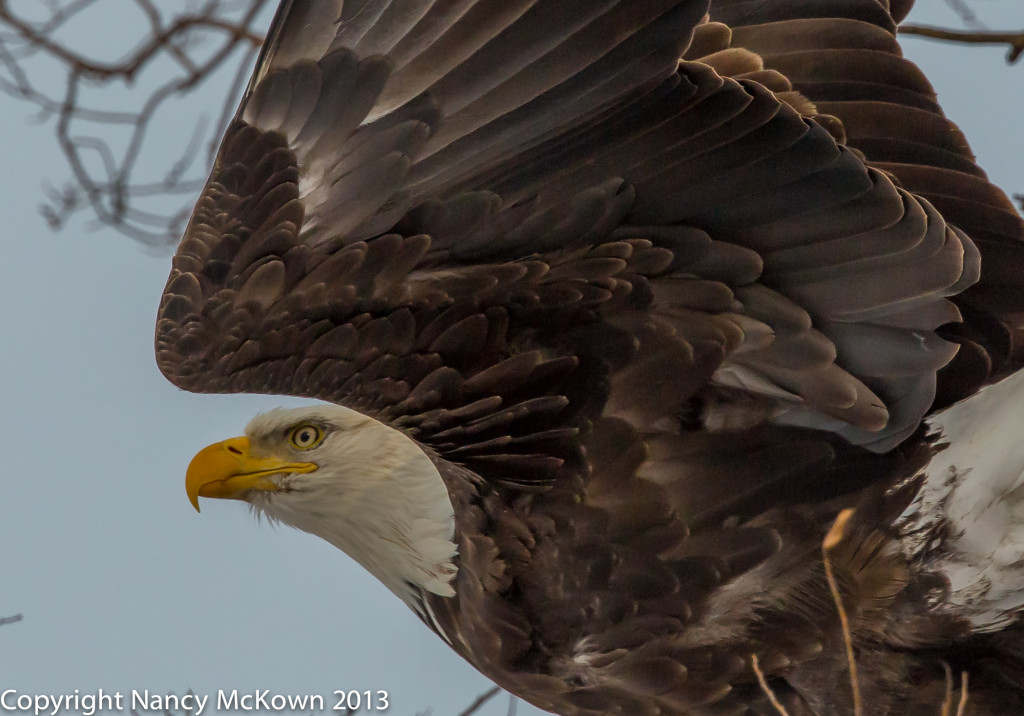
{"left": 289, "top": 424, "right": 323, "bottom": 450}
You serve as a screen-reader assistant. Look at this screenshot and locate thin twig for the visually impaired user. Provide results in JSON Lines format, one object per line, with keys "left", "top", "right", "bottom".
{"left": 823, "top": 509, "right": 863, "bottom": 716}
{"left": 456, "top": 687, "right": 501, "bottom": 716}
{"left": 956, "top": 671, "right": 969, "bottom": 716}
{"left": 943, "top": 0, "right": 985, "bottom": 31}
{"left": 940, "top": 662, "right": 954, "bottom": 716}
{"left": 751, "top": 654, "right": 791, "bottom": 716}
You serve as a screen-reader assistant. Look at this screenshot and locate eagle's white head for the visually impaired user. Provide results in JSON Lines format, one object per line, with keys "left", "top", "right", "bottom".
{"left": 185, "top": 405, "right": 458, "bottom": 605}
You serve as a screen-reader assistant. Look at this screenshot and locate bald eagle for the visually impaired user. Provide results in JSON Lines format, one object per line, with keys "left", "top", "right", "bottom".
{"left": 159, "top": 0, "right": 1024, "bottom": 713}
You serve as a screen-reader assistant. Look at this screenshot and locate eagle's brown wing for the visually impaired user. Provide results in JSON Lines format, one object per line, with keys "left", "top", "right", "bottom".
{"left": 157, "top": 0, "right": 1024, "bottom": 713}
{"left": 711, "top": 0, "right": 1024, "bottom": 406}
{"left": 156, "top": 0, "right": 981, "bottom": 454}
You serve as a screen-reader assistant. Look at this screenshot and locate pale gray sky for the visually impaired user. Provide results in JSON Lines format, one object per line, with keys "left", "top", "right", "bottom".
{"left": 1, "top": 3, "right": 1021, "bottom": 716}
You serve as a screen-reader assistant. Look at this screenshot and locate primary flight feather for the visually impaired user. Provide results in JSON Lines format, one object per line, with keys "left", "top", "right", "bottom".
{"left": 158, "top": 1, "right": 1024, "bottom": 713}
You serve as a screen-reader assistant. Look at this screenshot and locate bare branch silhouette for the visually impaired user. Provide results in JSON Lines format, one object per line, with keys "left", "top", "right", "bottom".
{"left": 0, "top": 613, "right": 23, "bottom": 626}
{"left": 942, "top": 0, "right": 986, "bottom": 31}
{"left": 456, "top": 687, "right": 502, "bottom": 716}
{"left": 0, "top": 0, "right": 272, "bottom": 247}
{"left": 899, "top": 24, "right": 1024, "bottom": 63}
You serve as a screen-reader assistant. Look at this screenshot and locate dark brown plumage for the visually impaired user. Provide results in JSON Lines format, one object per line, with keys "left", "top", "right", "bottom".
{"left": 158, "top": 1, "right": 1024, "bottom": 714}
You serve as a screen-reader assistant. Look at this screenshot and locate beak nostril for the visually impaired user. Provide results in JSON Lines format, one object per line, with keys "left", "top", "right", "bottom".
{"left": 227, "top": 445, "right": 243, "bottom": 455}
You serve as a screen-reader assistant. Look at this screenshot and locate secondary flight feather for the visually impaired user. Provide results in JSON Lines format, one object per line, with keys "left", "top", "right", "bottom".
{"left": 157, "top": 1, "right": 1024, "bottom": 713}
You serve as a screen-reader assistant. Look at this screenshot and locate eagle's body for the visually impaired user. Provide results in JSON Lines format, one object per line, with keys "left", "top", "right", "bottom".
{"left": 161, "top": 1, "right": 1024, "bottom": 713}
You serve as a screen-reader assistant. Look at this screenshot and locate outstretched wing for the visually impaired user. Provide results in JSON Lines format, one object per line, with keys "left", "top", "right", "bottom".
{"left": 156, "top": 0, "right": 989, "bottom": 463}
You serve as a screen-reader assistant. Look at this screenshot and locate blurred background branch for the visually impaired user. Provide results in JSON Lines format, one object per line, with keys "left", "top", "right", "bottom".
{"left": 899, "top": 24, "right": 1024, "bottom": 63}
{"left": 0, "top": 0, "right": 272, "bottom": 248}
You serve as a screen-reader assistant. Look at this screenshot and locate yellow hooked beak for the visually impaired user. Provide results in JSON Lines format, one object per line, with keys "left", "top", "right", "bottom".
{"left": 185, "top": 436, "right": 318, "bottom": 512}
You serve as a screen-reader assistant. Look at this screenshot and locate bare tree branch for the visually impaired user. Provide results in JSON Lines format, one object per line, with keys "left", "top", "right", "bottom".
{"left": 0, "top": 0, "right": 272, "bottom": 247}
{"left": 899, "top": 24, "right": 1024, "bottom": 63}
{"left": 0, "top": 613, "right": 23, "bottom": 626}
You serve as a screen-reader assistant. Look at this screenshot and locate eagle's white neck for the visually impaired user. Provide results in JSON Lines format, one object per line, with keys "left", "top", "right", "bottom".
{"left": 247, "top": 408, "right": 458, "bottom": 608}
{"left": 897, "top": 369, "right": 1024, "bottom": 630}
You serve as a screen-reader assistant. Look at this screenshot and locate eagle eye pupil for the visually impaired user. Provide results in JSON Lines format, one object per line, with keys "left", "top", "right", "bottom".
{"left": 290, "top": 425, "right": 321, "bottom": 449}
